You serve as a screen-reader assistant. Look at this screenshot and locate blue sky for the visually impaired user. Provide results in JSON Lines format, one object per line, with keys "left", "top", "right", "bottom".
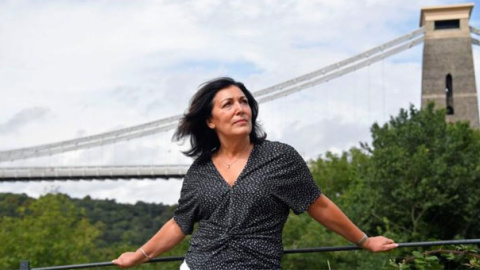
{"left": 1, "top": 0, "right": 479, "bottom": 204}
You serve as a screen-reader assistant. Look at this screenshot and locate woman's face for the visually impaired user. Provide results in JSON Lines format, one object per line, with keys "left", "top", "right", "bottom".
{"left": 207, "top": 85, "right": 252, "bottom": 141}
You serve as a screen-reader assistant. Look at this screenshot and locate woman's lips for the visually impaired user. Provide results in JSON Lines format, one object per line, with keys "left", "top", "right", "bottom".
{"left": 234, "top": 119, "right": 248, "bottom": 125}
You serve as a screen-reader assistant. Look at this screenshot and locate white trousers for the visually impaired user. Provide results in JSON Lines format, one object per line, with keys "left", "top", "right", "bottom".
{"left": 180, "top": 260, "right": 190, "bottom": 270}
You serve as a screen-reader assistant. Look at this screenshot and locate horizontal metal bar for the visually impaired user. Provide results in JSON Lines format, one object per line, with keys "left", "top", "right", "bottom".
{"left": 0, "top": 165, "right": 189, "bottom": 181}
{"left": 30, "top": 239, "right": 480, "bottom": 270}
{"left": 396, "top": 239, "right": 480, "bottom": 248}
{"left": 32, "top": 256, "right": 187, "bottom": 270}
{"left": 0, "top": 174, "right": 186, "bottom": 181}
{"left": 33, "top": 261, "right": 114, "bottom": 270}
{"left": 284, "top": 238, "right": 480, "bottom": 254}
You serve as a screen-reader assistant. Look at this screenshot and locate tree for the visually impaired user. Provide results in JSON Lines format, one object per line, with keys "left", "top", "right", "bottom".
{"left": 281, "top": 148, "right": 395, "bottom": 270}
{"left": 361, "top": 103, "right": 480, "bottom": 241}
{"left": 288, "top": 103, "right": 480, "bottom": 269}
{"left": 0, "top": 193, "right": 103, "bottom": 269}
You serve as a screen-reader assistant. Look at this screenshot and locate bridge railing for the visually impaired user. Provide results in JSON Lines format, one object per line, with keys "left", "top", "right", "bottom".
{"left": 18, "top": 239, "right": 480, "bottom": 270}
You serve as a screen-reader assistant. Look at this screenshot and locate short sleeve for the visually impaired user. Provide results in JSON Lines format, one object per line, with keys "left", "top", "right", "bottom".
{"left": 173, "top": 168, "right": 199, "bottom": 235}
{"left": 273, "top": 144, "right": 321, "bottom": 215}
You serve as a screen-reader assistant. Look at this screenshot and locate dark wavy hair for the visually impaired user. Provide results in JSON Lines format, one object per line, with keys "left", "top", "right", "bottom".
{"left": 173, "top": 77, "right": 266, "bottom": 163}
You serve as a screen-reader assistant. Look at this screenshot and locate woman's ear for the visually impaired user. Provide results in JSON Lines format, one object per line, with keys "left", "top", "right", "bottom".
{"left": 206, "top": 118, "right": 215, "bottom": 129}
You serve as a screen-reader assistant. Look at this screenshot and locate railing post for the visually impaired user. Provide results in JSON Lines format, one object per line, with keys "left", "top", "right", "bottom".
{"left": 19, "top": 260, "right": 30, "bottom": 270}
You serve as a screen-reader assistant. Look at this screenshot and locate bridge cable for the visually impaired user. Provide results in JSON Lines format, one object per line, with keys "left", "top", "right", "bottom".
{"left": 0, "top": 28, "right": 425, "bottom": 162}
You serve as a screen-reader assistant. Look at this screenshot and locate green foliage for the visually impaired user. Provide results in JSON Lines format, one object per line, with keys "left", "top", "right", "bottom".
{"left": 0, "top": 193, "right": 103, "bottom": 269}
{"left": 0, "top": 193, "right": 186, "bottom": 269}
{"left": 282, "top": 211, "right": 354, "bottom": 269}
{"left": 308, "top": 148, "right": 375, "bottom": 231}
{"left": 388, "top": 245, "right": 480, "bottom": 270}
{"left": 285, "top": 103, "right": 480, "bottom": 269}
{"left": 0, "top": 193, "right": 33, "bottom": 217}
{"left": 73, "top": 196, "right": 176, "bottom": 247}
{"left": 361, "top": 103, "right": 480, "bottom": 241}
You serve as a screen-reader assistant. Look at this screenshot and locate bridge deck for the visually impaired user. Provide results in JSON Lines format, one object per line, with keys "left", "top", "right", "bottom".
{"left": 0, "top": 165, "right": 189, "bottom": 181}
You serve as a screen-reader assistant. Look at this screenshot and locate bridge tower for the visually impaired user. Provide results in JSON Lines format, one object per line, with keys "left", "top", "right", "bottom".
{"left": 420, "top": 3, "right": 479, "bottom": 129}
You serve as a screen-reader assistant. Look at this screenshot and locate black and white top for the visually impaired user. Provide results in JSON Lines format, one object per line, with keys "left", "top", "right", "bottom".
{"left": 174, "top": 140, "right": 321, "bottom": 270}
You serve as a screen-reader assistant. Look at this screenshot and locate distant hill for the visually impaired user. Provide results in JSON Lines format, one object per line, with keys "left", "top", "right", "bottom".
{"left": 0, "top": 192, "right": 177, "bottom": 247}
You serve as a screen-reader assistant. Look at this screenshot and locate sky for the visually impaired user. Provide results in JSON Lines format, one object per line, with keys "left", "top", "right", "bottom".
{"left": 1, "top": 0, "right": 480, "bottom": 205}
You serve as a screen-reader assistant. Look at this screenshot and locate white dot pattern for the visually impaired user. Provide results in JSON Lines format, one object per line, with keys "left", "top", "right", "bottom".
{"left": 173, "top": 141, "right": 321, "bottom": 269}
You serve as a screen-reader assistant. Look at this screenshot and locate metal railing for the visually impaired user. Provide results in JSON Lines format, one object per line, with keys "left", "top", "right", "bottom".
{"left": 19, "top": 239, "right": 480, "bottom": 270}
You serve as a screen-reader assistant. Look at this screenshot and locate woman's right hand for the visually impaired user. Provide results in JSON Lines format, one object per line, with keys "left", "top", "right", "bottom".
{"left": 112, "top": 251, "right": 145, "bottom": 268}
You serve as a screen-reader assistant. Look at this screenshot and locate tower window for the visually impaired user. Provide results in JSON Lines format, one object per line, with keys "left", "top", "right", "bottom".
{"left": 435, "top": 19, "right": 460, "bottom": 30}
{"left": 446, "top": 74, "right": 454, "bottom": 115}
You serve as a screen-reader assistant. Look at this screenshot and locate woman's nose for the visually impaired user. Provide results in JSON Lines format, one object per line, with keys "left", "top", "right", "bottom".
{"left": 234, "top": 102, "right": 245, "bottom": 114}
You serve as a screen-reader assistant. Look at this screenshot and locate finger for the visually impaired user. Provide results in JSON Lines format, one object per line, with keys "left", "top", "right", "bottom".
{"left": 383, "top": 243, "right": 399, "bottom": 251}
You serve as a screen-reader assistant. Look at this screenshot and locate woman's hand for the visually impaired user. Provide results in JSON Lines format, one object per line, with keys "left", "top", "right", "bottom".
{"left": 362, "top": 236, "right": 398, "bottom": 252}
{"left": 112, "top": 251, "right": 145, "bottom": 268}
{"left": 307, "top": 195, "right": 398, "bottom": 253}
{"left": 111, "top": 219, "right": 185, "bottom": 268}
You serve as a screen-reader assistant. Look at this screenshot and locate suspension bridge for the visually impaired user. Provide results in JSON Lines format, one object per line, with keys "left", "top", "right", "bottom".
{"left": 1, "top": 4, "right": 480, "bottom": 182}
{"left": 2, "top": 3, "right": 480, "bottom": 270}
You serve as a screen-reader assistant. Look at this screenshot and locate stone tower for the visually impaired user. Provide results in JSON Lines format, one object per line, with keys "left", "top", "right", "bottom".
{"left": 420, "top": 3, "right": 479, "bottom": 129}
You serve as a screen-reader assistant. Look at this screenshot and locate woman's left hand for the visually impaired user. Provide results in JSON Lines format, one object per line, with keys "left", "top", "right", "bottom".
{"left": 362, "top": 236, "right": 398, "bottom": 252}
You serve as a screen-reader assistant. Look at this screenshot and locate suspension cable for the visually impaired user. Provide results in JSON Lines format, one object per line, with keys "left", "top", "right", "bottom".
{"left": 0, "top": 28, "right": 425, "bottom": 162}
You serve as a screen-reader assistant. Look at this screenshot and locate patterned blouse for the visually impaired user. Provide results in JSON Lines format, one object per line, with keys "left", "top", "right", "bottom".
{"left": 174, "top": 140, "right": 321, "bottom": 269}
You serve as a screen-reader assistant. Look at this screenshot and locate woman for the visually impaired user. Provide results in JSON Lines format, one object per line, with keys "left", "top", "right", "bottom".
{"left": 112, "top": 77, "right": 398, "bottom": 269}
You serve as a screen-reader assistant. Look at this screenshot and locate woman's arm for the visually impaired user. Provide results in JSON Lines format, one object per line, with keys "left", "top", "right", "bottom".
{"left": 112, "top": 218, "right": 186, "bottom": 268}
{"left": 307, "top": 194, "right": 398, "bottom": 252}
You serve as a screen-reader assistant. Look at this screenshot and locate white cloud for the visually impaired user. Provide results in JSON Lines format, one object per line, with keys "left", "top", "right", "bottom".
{"left": 0, "top": 107, "right": 51, "bottom": 134}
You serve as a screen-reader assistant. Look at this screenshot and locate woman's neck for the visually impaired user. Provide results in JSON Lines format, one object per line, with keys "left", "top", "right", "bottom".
{"left": 217, "top": 136, "right": 251, "bottom": 158}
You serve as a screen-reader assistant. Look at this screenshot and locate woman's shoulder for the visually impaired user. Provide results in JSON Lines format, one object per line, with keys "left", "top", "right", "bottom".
{"left": 184, "top": 157, "right": 212, "bottom": 181}
{"left": 256, "top": 140, "right": 297, "bottom": 155}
